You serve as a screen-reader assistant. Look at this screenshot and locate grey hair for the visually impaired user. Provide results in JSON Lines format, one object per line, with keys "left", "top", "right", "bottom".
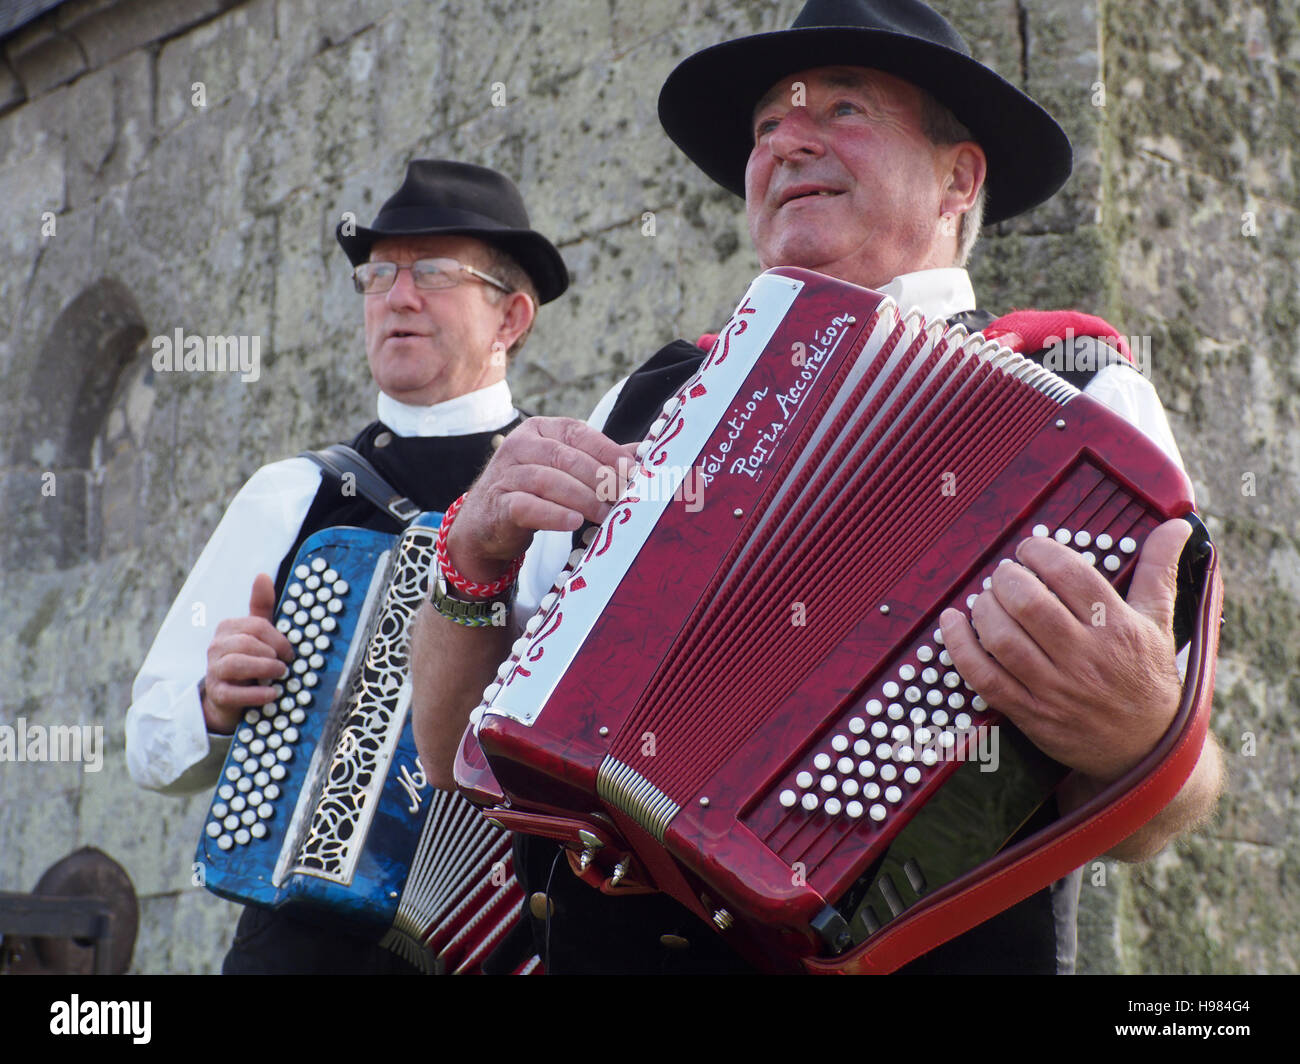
{"left": 479, "top": 244, "right": 539, "bottom": 358}
{"left": 919, "top": 93, "right": 987, "bottom": 267}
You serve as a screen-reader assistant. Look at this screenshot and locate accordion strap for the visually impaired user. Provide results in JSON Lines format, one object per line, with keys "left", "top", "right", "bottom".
{"left": 300, "top": 444, "right": 422, "bottom": 525}
{"left": 805, "top": 542, "right": 1224, "bottom": 975}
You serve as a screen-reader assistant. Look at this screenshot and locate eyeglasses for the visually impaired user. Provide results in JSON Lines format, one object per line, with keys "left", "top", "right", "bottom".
{"left": 352, "top": 257, "right": 512, "bottom": 296}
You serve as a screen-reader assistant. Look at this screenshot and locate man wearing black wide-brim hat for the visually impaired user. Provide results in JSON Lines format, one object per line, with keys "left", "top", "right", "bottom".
{"left": 126, "top": 160, "right": 567, "bottom": 973}
{"left": 412, "top": 1, "right": 1223, "bottom": 974}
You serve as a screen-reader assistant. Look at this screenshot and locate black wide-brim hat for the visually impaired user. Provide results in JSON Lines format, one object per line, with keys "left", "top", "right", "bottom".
{"left": 658, "top": 0, "right": 1072, "bottom": 225}
{"left": 337, "top": 160, "right": 569, "bottom": 304}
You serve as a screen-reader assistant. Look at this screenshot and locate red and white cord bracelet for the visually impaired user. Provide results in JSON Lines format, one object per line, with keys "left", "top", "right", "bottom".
{"left": 435, "top": 492, "right": 527, "bottom": 600}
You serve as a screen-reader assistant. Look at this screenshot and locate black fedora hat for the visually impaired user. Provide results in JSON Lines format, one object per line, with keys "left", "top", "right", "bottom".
{"left": 658, "top": 0, "right": 1072, "bottom": 225}
{"left": 337, "top": 160, "right": 569, "bottom": 304}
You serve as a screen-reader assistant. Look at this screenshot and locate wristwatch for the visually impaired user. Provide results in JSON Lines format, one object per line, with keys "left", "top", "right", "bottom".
{"left": 428, "top": 568, "right": 513, "bottom": 627}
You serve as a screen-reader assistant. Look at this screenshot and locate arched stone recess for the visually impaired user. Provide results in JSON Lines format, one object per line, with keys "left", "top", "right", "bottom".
{"left": 3, "top": 278, "right": 148, "bottom": 570}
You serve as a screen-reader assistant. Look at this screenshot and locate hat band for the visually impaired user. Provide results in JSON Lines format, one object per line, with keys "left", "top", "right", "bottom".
{"left": 368, "top": 204, "right": 517, "bottom": 235}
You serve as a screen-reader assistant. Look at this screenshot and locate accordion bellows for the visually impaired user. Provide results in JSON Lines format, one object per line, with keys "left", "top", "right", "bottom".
{"left": 458, "top": 268, "right": 1221, "bottom": 973}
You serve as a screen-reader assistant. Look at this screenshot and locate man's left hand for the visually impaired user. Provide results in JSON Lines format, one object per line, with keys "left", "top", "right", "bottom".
{"left": 939, "top": 518, "right": 1192, "bottom": 784}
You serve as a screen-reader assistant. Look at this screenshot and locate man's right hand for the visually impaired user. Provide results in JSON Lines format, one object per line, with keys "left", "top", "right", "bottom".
{"left": 444, "top": 416, "right": 638, "bottom": 582}
{"left": 201, "top": 573, "right": 293, "bottom": 735}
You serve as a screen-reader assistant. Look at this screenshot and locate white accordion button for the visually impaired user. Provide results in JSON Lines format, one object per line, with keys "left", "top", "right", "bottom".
{"left": 779, "top": 789, "right": 797, "bottom": 808}
{"left": 848, "top": 716, "right": 866, "bottom": 735}
{"left": 240, "top": 809, "right": 257, "bottom": 827}
{"left": 887, "top": 703, "right": 905, "bottom": 721}
{"left": 846, "top": 801, "right": 864, "bottom": 819}
{"left": 283, "top": 727, "right": 299, "bottom": 743}
{"left": 294, "top": 564, "right": 310, "bottom": 580}
{"left": 795, "top": 771, "right": 813, "bottom": 789}
{"left": 218, "top": 784, "right": 234, "bottom": 800}
{"left": 926, "top": 690, "right": 943, "bottom": 707}
{"left": 258, "top": 805, "right": 273, "bottom": 820}
{"left": 875, "top": 743, "right": 893, "bottom": 761}
{"left": 879, "top": 764, "right": 898, "bottom": 782}
{"left": 1032, "top": 524, "right": 1049, "bottom": 538}
{"left": 289, "top": 708, "right": 306, "bottom": 724}
{"left": 205, "top": 821, "right": 221, "bottom": 838}
{"left": 837, "top": 757, "right": 854, "bottom": 775}
{"left": 230, "top": 795, "right": 246, "bottom": 812}
{"left": 910, "top": 707, "right": 927, "bottom": 725}
{"left": 853, "top": 739, "right": 871, "bottom": 757}
{"left": 882, "top": 682, "right": 899, "bottom": 698}
{"left": 251, "top": 823, "right": 268, "bottom": 839}
{"left": 321, "top": 617, "right": 337, "bottom": 632}
{"left": 334, "top": 580, "right": 349, "bottom": 595}
{"left": 921, "top": 748, "right": 939, "bottom": 766}
{"left": 863, "top": 783, "right": 880, "bottom": 799}
{"left": 865, "top": 699, "right": 883, "bottom": 717}
{"left": 813, "top": 753, "right": 831, "bottom": 771}
{"left": 801, "top": 793, "right": 819, "bottom": 812}
{"left": 857, "top": 762, "right": 875, "bottom": 779}
{"left": 824, "top": 798, "right": 842, "bottom": 816}
{"left": 1082, "top": 551, "right": 1096, "bottom": 567}
{"left": 831, "top": 734, "right": 849, "bottom": 752}
{"left": 971, "top": 695, "right": 988, "bottom": 712}
{"left": 217, "top": 835, "right": 233, "bottom": 851}
{"left": 310, "top": 557, "right": 327, "bottom": 574}
{"left": 1095, "top": 533, "right": 1113, "bottom": 550}
{"left": 871, "top": 721, "right": 888, "bottom": 739}
{"left": 270, "top": 764, "right": 287, "bottom": 780}
{"left": 931, "top": 710, "right": 949, "bottom": 727}
{"left": 1119, "top": 536, "right": 1137, "bottom": 553}
{"left": 885, "top": 786, "right": 902, "bottom": 804}
{"left": 820, "top": 775, "right": 837, "bottom": 793}
{"left": 841, "top": 779, "right": 860, "bottom": 797}
{"left": 915, "top": 727, "right": 932, "bottom": 745}
{"left": 1104, "top": 555, "right": 1121, "bottom": 572}
{"left": 955, "top": 713, "right": 972, "bottom": 730}
{"left": 234, "top": 828, "right": 250, "bottom": 846}
{"left": 948, "top": 692, "right": 965, "bottom": 709}
{"left": 264, "top": 783, "right": 281, "bottom": 800}
{"left": 869, "top": 804, "right": 887, "bottom": 822}
{"left": 933, "top": 628, "right": 944, "bottom": 645}
{"left": 299, "top": 591, "right": 315, "bottom": 608}
{"left": 916, "top": 645, "right": 934, "bottom": 663}
{"left": 898, "top": 664, "right": 915, "bottom": 681}
{"left": 1054, "top": 528, "right": 1072, "bottom": 544}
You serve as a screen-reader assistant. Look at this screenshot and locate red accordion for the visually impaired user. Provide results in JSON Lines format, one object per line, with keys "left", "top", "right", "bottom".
{"left": 456, "top": 268, "right": 1222, "bottom": 974}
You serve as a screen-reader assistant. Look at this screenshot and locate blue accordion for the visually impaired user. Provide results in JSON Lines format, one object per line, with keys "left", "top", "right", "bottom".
{"left": 195, "top": 513, "right": 525, "bottom": 973}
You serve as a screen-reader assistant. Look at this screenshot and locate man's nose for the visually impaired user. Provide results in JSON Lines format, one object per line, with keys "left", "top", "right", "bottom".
{"left": 768, "top": 109, "right": 825, "bottom": 162}
{"left": 385, "top": 265, "right": 422, "bottom": 309}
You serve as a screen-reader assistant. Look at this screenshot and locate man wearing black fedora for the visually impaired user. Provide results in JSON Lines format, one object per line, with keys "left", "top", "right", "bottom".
{"left": 412, "top": 0, "right": 1222, "bottom": 974}
{"left": 126, "top": 159, "right": 567, "bottom": 973}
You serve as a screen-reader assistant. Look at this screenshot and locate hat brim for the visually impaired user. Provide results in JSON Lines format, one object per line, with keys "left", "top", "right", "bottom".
{"left": 338, "top": 220, "right": 569, "bottom": 304}
{"left": 658, "top": 27, "right": 1072, "bottom": 225}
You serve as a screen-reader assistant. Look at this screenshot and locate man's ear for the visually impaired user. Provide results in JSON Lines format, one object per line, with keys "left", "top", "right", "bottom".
{"left": 940, "top": 141, "right": 987, "bottom": 216}
{"left": 497, "top": 290, "right": 536, "bottom": 353}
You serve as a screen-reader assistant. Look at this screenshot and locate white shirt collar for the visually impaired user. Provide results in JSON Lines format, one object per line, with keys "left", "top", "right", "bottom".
{"left": 376, "top": 380, "right": 518, "bottom": 437}
{"left": 878, "top": 268, "right": 977, "bottom": 321}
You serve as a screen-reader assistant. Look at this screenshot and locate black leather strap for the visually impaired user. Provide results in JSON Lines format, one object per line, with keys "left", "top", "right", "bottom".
{"left": 300, "top": 444, "right": 422, "bottom": 524}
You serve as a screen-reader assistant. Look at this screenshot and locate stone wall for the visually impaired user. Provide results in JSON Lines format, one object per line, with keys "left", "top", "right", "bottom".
{"left": 0, "top": 0, "right": 1293, "bottom": 973}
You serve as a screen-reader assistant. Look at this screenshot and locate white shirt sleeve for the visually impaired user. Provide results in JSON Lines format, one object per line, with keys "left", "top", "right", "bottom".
{"left": 514, "top": 377, "right": 630, "bottom": 619}
{"left": 125, "top": 457, "right": 323, "bottom": 794}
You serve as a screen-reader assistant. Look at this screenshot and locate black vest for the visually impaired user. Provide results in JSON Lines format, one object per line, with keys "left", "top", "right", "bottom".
{"left": 273, "top": 418, "right": 521, "bottom": 597}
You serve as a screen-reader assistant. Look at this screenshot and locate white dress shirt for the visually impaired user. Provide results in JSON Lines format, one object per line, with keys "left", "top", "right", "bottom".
{"left": 514, "top": 268, "right": 1187, "bottom": 618}
{"left": 126, "top": 382, "right": 519, "bottom": 794}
